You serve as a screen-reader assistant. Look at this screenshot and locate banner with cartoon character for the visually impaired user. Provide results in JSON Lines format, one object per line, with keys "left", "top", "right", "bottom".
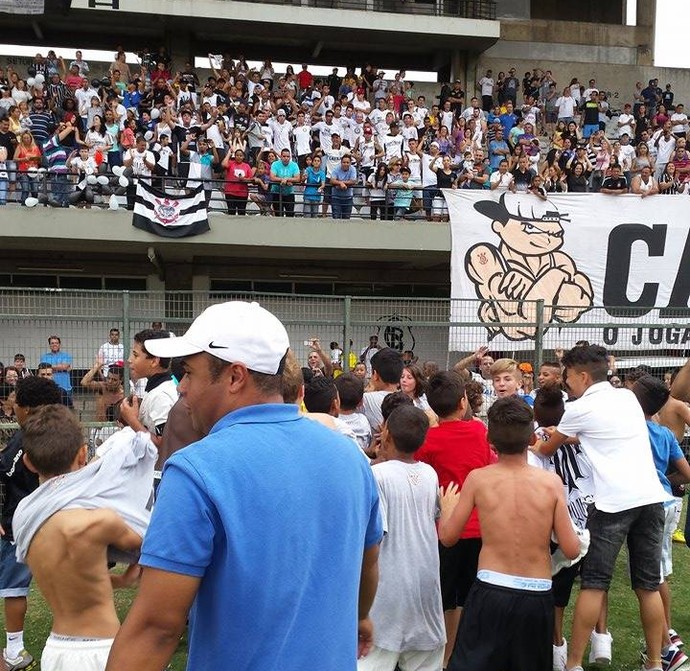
{"left": 446, "top": 191, "right": 690, "bottom": 350}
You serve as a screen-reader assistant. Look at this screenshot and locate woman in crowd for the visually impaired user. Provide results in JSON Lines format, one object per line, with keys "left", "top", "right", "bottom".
{"left": 543, "top": 164, "right": 567, "bottom": 193}
{"left": 303, "top": 153, "right": 325, "bottom": 218}
{"left": 567, "top": 160, "right": 589, "bottom": 192}
{"left": 85, "top": 115, "right": 112, "bottom": 166}
{"left": 11, "top": 79, "right": 31, "bottom": 106}
{"left": 435, "top": 125, "right": 452, "bottom": 156}
{"left": 222, "top": 148, "right": 254, "bottom": 216}
{"left": 631, "top": 141, "right": 656, "bottom": 177}
{"left": 367, "top": 162, "right": 390, "bottom": 220}
{"left": 551, "top": 120, "right": 567, "bottom": 149}
{"left": 659, "top": 161, "right": 683, "bottom": 194}
{"left": 13, "top": 131, "right": 41, "bottom": 203}
{"left": 103, "top": 108, "right": 122, "bottom": 168}
{"left": 400, "top": 364, "right": 431, "bottom": 411}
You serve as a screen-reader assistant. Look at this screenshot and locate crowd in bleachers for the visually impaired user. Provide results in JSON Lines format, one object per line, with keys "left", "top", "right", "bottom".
{"left": 0, "top": 49, "right": 688, "bottom": 218}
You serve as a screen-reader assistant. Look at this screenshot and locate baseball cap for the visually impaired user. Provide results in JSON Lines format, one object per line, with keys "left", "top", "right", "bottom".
{"left": 144, "top": 301, "right": 290, "bottom": 375}
{"left": 277, "top": 109, "right": 286, "bottom": 116}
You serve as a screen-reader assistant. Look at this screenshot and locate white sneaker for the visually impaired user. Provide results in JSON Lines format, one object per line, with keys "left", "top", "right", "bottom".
{"left": 553, "top": 639, "right": 568, "bottom": 671}
{"left": 589, "top": 630, "right": 613, "bottom": 665}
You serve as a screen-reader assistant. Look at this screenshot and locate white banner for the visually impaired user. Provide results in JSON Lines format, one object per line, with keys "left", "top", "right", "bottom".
{"left": 446, "top": 191, "right": 690, "bottom": 351}
{"left": 0, "top": 0, "right": 44, "bottom": 14}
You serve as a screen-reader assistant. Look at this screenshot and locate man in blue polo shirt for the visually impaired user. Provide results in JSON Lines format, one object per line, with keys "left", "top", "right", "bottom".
{"left": 330, "top": 153, "right": 358, "bottom": 219}
{"left": 105, "top": 301, "right": 383, "bottom": 671}
{"left": 40, "top": 335, "right": 73, "bottom": 406}
{"left": 269, "top": 148, "right": 300, "bottom": 217}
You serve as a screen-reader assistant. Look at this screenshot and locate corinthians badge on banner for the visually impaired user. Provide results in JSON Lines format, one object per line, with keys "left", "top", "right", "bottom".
{"left": 465, "top": 193, "right": 594, "bottom": 341}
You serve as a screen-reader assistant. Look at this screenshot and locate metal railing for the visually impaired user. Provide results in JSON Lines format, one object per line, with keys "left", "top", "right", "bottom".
{"left": 230, "top": 0, "right": 496, "bottom": 19}
{"left": 3, "top": 168, "right": 452, "bottom": 219}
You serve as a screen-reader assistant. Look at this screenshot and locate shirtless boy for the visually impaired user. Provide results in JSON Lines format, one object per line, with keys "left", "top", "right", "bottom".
{"left": 18, "top": 405, "right": 142, "bottom": 671}
{"left": 439, "top": 396, "right": 579, "bottom": 671}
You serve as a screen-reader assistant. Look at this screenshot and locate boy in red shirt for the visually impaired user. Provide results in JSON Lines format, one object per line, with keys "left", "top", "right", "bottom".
{"left": 416, "top": 371, "right": 496, "bottom": 668}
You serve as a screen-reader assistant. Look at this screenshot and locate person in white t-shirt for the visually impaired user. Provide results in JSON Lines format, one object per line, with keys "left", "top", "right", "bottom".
{"left": 97, "top": 328, "right": 124, "bottom": 378}
{"left": 268, "top": 110, "right": 293, "bottom": 154}
{"left": 617, "top": 103, "right": 636, "bottom": 139}
{"left": 670, "top": 104, "right": 688, "bottom": 139}
{"left": 477, "top": 70, "right": 495, "bottom": 112}
{"left": 120, "top": 329, "right": 178, "bottom": 447}
{"left": 538, "top": 344, "right": 668, "bottom": 671}
{"left": 292, "top": 111, "right": 313, "bottom": 169}
{"left": 489, "top": 159, "right": 515, "bottom": 192}
{"left": 555, "top": 88, "right": 576, "bottom": 123}
{"left": 382, "top": 123, "right": 404, "bottom": 162}
{"left": 359, "top": 405, "right": 445, "bottom": 671}
{"left": 122, "top": 135, "right": 156, "bottom": 209}
{"left": 363, "top": 348, "right": 403, "bottom": 434}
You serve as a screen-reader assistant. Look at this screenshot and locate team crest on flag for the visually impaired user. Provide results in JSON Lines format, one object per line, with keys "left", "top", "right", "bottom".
{"left": 132, "top": 181, "right": 210, "bottom": 238}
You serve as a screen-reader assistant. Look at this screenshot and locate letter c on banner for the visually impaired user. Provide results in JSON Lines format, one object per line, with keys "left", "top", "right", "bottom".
{"left": 604, "top": 224, "right": 666, "bottom": 317}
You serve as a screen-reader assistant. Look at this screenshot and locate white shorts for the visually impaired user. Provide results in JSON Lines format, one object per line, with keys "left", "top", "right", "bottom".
{"left": 357, "top": 644, "right": 444, "bottom": 671}
{"left": 661, "top": 500, "right": 681, "bottom": 579}
{"left": 41, "top": 634, "right": 114, "bottom": 671}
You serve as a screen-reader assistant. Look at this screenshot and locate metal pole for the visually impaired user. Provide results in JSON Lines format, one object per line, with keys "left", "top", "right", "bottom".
{"left": 122, "top": 291, "right": 131, "bottom": 392}
{"left": 534, "top": 299, "right": 544, "bottom": 374}
{"left": 344, "top": 295, "right": 352, "bottom": 372}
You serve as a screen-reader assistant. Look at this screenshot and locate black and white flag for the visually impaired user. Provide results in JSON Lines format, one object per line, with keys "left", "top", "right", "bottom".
{"left": 132, "top": 181, "right": 209, "bottom": 238}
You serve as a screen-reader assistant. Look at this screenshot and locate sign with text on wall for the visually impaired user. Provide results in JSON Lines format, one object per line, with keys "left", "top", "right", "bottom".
{"left": 446, "top": 190, "right": 690, "bottom": 351}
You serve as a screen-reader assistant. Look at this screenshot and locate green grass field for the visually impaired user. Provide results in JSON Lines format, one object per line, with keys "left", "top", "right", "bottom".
{"left": 4, "top": 534, "right": 690, "bottom": 670}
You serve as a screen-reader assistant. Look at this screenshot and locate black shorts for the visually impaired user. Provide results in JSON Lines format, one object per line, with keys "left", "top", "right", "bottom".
{"left": 552, "top": 560, "right": 581, "bottom": 608}
{"left": 439, "top": 537, "right": 481, "bottom": 610}
{"left": 448, "top": 579, "right": 554, "bottom": 671}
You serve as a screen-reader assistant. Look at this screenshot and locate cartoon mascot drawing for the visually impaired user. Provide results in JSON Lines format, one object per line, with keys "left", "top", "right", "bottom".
{"left": 465, "top": 193, "right": 594, "bottom": 341}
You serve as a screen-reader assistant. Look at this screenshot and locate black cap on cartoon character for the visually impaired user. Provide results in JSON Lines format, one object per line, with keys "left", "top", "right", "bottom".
{"left": 474, "top": 193, "right": 570, "bottom": 225}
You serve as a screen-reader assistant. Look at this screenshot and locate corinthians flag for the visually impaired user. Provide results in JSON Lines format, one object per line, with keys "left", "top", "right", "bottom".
{"left": 132, "top": 181, "right": 210, "bottom": 238}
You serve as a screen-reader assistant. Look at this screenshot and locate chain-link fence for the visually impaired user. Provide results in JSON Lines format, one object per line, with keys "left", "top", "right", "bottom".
{"left": 0, "top": 289, "right": 687, "bottom": 430}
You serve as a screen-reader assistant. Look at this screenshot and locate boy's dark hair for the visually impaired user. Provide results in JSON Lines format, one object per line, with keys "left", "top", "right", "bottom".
{"left": 533, "top": 384, "right": 565, "bottom": 428}
{"left": 303, "top": 376, "right": 337, "bottom": 414}
{"left": 426, "top": 371, "right": 465, "bottom": 418}
{"left": 386, "top": 405, "right": 429, "bottom": 454}
{"left": 381, "top": 391, "right": 413, "bottom": 422}
{"left": 487, "top": 396, "right": 534, "bottom": 455}
{"left": 13, "top": 354, "right": 25, "bottom": 362}
{"left": 632, "top": 375, "right": 670, "bottom": 416}
{"left": 625, "top": 367, "right": 649, "bottom": 386}
{"left": 134, "top": 329, "right": 171, "bottom": 369}
{"left": 23, "top": 404, "right": 83, "bottom": 477}
{"left": 540, "top": 361, "right": 561, "bottom": 372}
{"left": 36, "top": 362, "right": 53, "bottom": 371}
{"left": 334, "top": 374, "right": 364, "bottom": 411}
{"left": 561, "top": 344, "right": 608, "bottom": 384}
{"left": 370, "top": 347, "right": 403, "bottom": 384}
{"left": 108, "top": 363, "right": 124, "bottom": 379}
{"left": 15, "top": 376, "right": 62, "bottom": 408}
{"left": 464, "top": 379, "right": 484, "bottom": 416}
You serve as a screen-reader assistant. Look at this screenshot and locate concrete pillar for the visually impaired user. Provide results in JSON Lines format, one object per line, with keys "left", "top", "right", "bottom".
{"left": 636, "top": 0, "right": 655, "bottom": 27}
{"left": 450, "top": 50, "right": 467, "bottom": 86}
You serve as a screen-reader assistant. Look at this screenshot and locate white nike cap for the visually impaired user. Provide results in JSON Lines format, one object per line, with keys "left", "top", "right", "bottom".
{"left": 144, "top": 301, "right": 290, "bottom": 375}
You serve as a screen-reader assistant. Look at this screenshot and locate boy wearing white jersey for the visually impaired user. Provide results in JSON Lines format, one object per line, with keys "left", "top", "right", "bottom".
{"left": 538, "top": 344, "right": 668, "bottom": 671}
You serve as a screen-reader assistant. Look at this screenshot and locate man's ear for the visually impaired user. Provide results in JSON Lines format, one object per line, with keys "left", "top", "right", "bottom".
{"left": 77, "top": 444, "right": 88, "bottom": 468}
{"left": 23, "top": 453, "right": 38, "bottom": 474}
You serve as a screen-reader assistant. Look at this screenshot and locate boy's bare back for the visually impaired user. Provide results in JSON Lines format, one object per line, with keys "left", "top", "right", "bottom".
{"left": 441, "top": 457, "right": 578, "bottom": 580}
{"left": 25, "top": 508, "right": 141, "bottom": 638}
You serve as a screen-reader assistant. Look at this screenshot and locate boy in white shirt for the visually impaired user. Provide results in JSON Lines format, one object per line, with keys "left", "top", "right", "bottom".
{"left": 359, "top": 405, "right": 444, "bottom": 671}
{"left": 538, "top": 344, "right": 668, "bottom": 671}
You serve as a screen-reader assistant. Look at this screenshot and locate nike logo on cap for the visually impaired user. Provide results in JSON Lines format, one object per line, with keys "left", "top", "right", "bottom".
{"left": 208, "top": 342, "right": 229, "bottom": 349}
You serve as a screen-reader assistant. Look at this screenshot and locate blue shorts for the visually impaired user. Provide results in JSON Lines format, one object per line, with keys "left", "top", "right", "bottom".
{"left": 583, "top": 124, "right": 599, "bottom": 138}
{"left": 0, "top": 538, "right": 32, "bottom": 597}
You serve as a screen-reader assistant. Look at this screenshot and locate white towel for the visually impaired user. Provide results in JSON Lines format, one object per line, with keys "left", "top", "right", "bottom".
{"left": 13, "top": 428, "right": 156, "bottom": 564}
